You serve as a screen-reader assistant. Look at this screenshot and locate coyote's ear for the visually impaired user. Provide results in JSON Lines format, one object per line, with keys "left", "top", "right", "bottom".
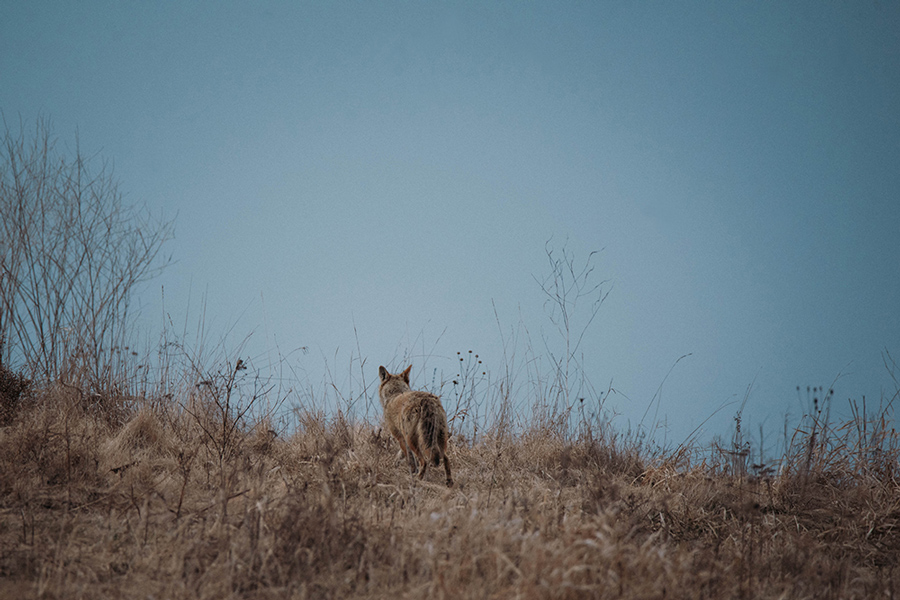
{"left": 401, "top": 365, "right": 412, "bottom": 383}
{"left": 378, "top": 366, "right": 389, "bottom": 382}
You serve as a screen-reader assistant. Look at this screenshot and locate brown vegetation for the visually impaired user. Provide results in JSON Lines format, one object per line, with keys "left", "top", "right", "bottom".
{"left": 0, "top": 374, "right": 897, "bottom": 599}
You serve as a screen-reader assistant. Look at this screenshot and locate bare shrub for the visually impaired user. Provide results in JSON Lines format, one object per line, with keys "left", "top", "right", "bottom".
{"left": 533, "top": 240, "right": 609, "bottom": 428}
{"left": 0, "top": 117, "right": 173, "bottom": 393}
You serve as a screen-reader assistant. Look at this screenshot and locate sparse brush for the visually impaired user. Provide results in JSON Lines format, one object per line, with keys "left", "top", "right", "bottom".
{"left": 0, "top": 117, "right": 174, "bottom": 394}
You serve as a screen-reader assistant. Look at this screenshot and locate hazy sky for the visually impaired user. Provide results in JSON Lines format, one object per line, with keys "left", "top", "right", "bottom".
{"left": 2, "top": 2, "right": 898, "bottom": 447}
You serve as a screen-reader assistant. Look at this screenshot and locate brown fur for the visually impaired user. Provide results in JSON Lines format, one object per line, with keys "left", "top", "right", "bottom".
{"left": 378, "top": 365, "right": 453, "bottom": 486}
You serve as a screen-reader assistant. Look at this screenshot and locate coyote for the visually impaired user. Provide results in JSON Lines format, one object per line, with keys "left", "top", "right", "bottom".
{"left": 378, "top": 365, "right": 453, "bottom": 487}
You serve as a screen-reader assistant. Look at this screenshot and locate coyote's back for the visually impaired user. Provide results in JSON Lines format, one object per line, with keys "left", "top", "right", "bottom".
{"left": 378, "top": 365, "right": 453, "bottom": 486}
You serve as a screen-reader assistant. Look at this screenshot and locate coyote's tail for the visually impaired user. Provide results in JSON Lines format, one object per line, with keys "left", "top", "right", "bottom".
{"left": 420, "top": 401, "right": 447, "bottom": 466}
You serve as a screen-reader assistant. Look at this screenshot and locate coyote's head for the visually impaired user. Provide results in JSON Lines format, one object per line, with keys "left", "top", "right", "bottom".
{"left": 378, "top": 365, "right": 412, "bottom": 406}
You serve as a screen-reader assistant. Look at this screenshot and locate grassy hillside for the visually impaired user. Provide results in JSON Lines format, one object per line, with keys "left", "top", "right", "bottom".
{"left": 0, "top": 362, "right": 898, "bottom": 600}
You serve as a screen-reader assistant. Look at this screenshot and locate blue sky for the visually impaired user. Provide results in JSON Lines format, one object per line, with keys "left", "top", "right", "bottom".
{"left": 2, "top": 2, "right": 898, "bottom": 447}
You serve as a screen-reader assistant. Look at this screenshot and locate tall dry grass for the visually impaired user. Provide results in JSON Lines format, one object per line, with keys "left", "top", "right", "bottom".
{"left": 1, "top": 357, "right": 897, "bottom": 599}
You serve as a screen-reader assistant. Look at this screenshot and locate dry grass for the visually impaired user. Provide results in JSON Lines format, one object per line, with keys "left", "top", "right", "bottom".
{"left": 1, "top": 373, "right": 898, "bottom": 600}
